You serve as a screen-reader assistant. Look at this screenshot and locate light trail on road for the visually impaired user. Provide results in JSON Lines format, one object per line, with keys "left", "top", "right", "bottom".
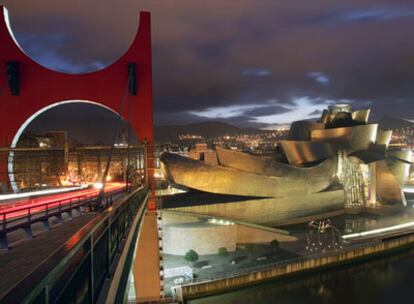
{"left": 0, "top": 185, "right": 89, "bottom": 202}
{"left": 0, "top": 183, "right": 125, "bottom": 220}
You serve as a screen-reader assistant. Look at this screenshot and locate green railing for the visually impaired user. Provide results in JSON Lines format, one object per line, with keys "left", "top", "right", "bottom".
{"left": 0, "top": 185, "right": 149, "bottom": 304}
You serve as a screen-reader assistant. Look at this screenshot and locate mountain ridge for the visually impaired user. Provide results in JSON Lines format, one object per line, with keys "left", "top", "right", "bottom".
{"left": 155, "top": 116, "right": 414, "bottom": 142}
{"left": 376, "top": 116, "right": 414, "bottom": 130}
{"left": 155, "top": 121, "right": 267, "bottom": 142}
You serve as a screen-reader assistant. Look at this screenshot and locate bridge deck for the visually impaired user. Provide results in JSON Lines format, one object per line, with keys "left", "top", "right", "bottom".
{"left": 0, "top": 213, "right": 95, "bottom": 298}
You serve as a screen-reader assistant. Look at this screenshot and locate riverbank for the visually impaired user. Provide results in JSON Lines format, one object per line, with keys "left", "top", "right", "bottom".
{"left": 171, "top": 229, "right": 414, "bottom": 302}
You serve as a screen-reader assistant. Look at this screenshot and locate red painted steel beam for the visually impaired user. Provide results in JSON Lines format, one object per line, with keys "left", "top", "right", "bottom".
{"left": 0, "top": 6, "right": 155, "bottom": 198}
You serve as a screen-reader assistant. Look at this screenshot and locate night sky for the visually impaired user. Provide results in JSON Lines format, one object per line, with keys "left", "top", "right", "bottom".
{"left": 3, "top": 0, "right": 414, "bottom": 133}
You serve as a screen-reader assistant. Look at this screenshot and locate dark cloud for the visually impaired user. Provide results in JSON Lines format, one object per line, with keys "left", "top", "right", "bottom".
{"left": 241, "top": 68, "right": 271, "bottom": 77}
{"left": 154, "top": 111, "right": 205, "bottom": 126}
{"left": 215, "top": 116, "right": 270, "bottom": 129}
{"left": 2, "top": 0, "right": 414, "bottom": 130}
{"left": 25, "top": 103, "right": 137, "bottom": 144}
{"left": 337, "top": 7, "right": 414, "bottom": 23}
{"left": 308, "top": 109, "right": 322, "bottom": 116}
{"left": 308, "top": 71, "right": 329, "bottom": 85}
{"left": 243, "top": 105, "right": 290, "bottom": 117}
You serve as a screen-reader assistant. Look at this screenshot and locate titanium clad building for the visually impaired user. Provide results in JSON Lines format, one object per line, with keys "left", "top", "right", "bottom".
{"left": 160, "top": 104, "right": 412, "bottom": 225}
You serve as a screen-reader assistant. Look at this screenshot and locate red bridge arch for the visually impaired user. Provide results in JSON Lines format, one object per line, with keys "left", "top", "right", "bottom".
{"left": 0, "top": 6, "right": 154, "bottom": 195}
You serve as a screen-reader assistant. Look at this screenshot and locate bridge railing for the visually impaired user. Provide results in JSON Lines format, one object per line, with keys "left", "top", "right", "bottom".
{"left": 0, "top": 185, "right": 149, "bottom": 304}
{"left": 0, "top": 187, "right": 126, "bottom": 249}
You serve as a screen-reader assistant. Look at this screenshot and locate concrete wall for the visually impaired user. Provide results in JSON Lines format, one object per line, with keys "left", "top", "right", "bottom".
{"left": 161, "top": 212, "right": 296, "bottom": 255}
{"left": 163, "top": 222, "right": 238, "bottom": 255}
{"left": 236, "top": 225, "right": 293, "bottom": 244}
{"left": 161, "top": 212, "right": 200, "bottom": 225}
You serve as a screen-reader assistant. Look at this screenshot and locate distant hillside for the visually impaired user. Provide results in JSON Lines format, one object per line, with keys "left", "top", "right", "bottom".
{"left": 155, "top": 121, "right": 266, "bottom": 142}
{"left": 376, "top": 116, "right": 414, "bottom": 130}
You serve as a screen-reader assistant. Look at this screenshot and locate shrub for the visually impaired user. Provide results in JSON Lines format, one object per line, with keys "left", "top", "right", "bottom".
{"left": 218, "top": 247, "right": 229, "bottom": 257}
{"left": 184, "top": 249, "right": 199, "bottom": 264}
{"left": 270, "top": 239, "right": 279, "bottom": 252}
{"left": 245, "top": 244, "right": 254, "bottom": 252}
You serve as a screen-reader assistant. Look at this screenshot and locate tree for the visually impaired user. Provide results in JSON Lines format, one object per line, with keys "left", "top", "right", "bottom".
{"left": 184, "top": 249, "right": 199, "bottom": 265}
{"left": 270, "top": 239, "right": 279, "bottom": 253}
{"left": 218, "top": 247, "right": 229, "bottom": 257}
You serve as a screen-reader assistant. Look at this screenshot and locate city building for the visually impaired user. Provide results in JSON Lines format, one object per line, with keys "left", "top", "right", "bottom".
{"left": 7, "top": 131, "right": 146, "bottom": 190}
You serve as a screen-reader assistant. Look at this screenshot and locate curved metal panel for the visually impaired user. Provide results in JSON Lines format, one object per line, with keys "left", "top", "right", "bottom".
{"left": 375, "top": 130, "right": 392, "bottom": 147}
{"left": 385, "top": 159, "right": 411, "bottom": 185}
{"left": 320, "top": 109, "right": 330, "bottom": 124}
{"left": 160, "top": 153, "right": 337, "bottom": 198}
{"left": 375, "top": 160, "right": 404, "bottom": 205}
{"left": 279, "top": 140, "right": 335, "bottom": 165}
{"left": 216, "top": 147, "right": 337, "bottom": 183}
{"left": 387, "top": 150, "right": 412, "bottom": 163}
{"left": 311, "top": 126, "right": 352, "bottom": 142}
{"left": 349, "top": 150, "right": 385, "bottom": 164}
{"left": 310, "top": 124, "right": 378, "bottom": 153}
{"left": 351, "top": 109, "right": 370, "bottom": 124}
{"left": 329, "top": 104, "right": 352, "bottom": 113}
{"left": 329, "top": 112, "right": 354, "bottom": 128}
{"left": 288, "top": 121, "right": 325, "bottom": 141}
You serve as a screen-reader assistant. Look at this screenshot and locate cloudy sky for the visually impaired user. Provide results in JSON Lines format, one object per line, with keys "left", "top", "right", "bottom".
{"left": 2, "top": 0, "right": 414, "bottom": 130}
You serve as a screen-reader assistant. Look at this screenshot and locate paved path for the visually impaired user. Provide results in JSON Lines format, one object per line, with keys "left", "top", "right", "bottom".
{"left": 133, "top": 211, "right": 162, "bottom": 302}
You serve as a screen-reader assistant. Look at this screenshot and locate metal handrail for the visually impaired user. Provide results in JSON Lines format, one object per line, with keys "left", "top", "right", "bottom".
{"left": 0, "top": 188, "right": 125, "bottom": 231}
{"left": 1, "top": 195, "right": 88, "bottom": 217}
{"left": 0, "top": 188, "right": 123, "bottom": 217}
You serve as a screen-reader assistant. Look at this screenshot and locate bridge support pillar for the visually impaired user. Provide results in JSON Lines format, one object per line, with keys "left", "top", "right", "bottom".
{"left": 41, "top": 219, "right": 50, "bottom": 231}
{"left": 0, "top": 154, "right": 9, "bottom": 193}
{"left": 56, "top": 213, "right": 63, "bottom": 224}
{"left": 22, "top": 225, "right": 33, "bottom": 239}
{"left": 0, "top": 233, "right": 8, "bottom": 250}
{"left": 133, "top": 208, "right": 162, "bottom": 302}
{"left": 65, "top": 211, "right": 73, "bottom": 221}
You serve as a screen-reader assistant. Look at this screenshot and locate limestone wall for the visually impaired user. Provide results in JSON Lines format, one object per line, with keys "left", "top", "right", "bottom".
{"left": 176, "top": 233, "right": 414, "bottom": 301}
{"left": 162, "top": 212, "right": 297, "bottom": 255}
{"left": 161, "top": 212, "right": 199, "bottom": 225}
{"left": 236, "top": 225, "right": 294, "bottom": 244}
{"left": 163, "top": 223, "right": 238, "bottom": 255}
{"left": 162, "top": 223, "right": 295, "bottom": 255}
{"left": 168, "top": 190, "right": 345, "bottom": 226}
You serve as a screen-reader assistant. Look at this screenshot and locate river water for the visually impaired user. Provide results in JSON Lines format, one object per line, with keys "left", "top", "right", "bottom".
{"left": 187, "top": 248, "right": 414, "bottom": 304}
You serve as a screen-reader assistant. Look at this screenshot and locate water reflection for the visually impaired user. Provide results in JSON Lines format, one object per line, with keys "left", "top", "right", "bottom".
{"left": 188, "top": 248, "right": 414, "bottom": 304}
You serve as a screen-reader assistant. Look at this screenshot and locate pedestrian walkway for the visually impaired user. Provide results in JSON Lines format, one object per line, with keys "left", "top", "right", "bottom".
{"left": 133, "top": 210, "right": 162, "bottom": 302}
